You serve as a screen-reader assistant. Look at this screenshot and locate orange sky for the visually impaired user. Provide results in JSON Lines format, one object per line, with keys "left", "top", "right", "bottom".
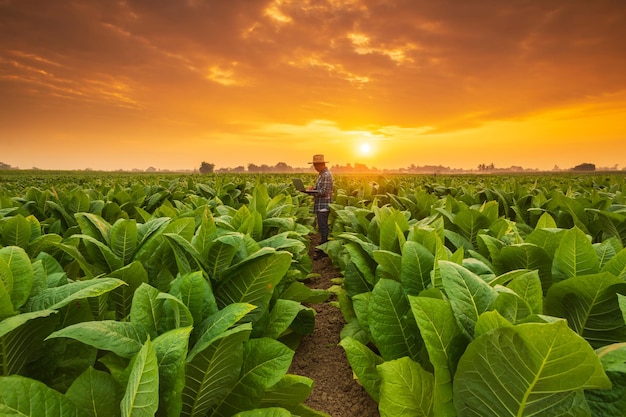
{"left": 1, "top": 0, "right": 625, "bottom": 171}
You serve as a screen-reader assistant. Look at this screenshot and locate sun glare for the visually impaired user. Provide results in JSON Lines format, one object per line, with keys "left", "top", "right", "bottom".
{"left": 360, "top": 143, "right": 372, "bottom": 154}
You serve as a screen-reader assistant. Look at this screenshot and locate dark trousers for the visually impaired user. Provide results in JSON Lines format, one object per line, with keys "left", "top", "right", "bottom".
{"left": 316, "top": 210, "right": 330, "bottom": 244}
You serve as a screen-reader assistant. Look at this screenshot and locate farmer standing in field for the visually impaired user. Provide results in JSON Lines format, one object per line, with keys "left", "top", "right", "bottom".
{"left": 307, "top": 154, "right": 333, "bottom": 260}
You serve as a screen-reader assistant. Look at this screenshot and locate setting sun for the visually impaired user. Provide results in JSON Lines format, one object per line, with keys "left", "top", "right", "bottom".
{"left": 360, "top": 143, "right": 372, "bottom": 154}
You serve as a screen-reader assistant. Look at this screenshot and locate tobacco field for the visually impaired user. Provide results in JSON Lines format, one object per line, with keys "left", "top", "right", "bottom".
{"left": 1, "top": 170, "right": 626, "bottom": 417}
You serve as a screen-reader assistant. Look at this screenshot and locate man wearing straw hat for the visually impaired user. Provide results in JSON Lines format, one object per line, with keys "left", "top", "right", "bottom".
{"left": 307, "top": 154, "right": 333, "bottom": 260}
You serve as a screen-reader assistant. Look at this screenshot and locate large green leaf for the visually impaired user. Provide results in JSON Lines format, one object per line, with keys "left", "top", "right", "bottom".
{"left": 47, "top": 320, "right": 149, "bottom": 359}
{"left": 377, "top": 356, "right": 434, "bottom": 417}
{"left": 440, "top": 261, "right": 498, "bottom": 338}
{"left": 410, "top": 295, "right": 466, "bottom": 417}
{"left": 259, "top": 374, "right": 314, "bottom": 410}
{"left": 0, "top": 214, "right": 32, "bottom": 248}
{"left": 0, "top": 246, "right": 33, "bottom": 310}
{"left": 400, "top": 241, "right": 434, "bottom": 296}
{"left": 0, "top": 375, "right": 86, "bottom": 417}
{"left": 182, "top": 324, "right": 251, "bottom": 417}
{"left": 206, "top": 233, "right": 244, "bottom": 281}
{"left": 373, "top": 250, "right": 402, "bottom": 281}
{"left": 66, "top": 367, "right": 121, "bottom": 417}
{"left": 586, "top": 342, "right": 626, "bottom": 416}
{"left": 603, "top": 247, "right": 626, "bottom": 280}
{"left": 210, "top": 337, "right": 294, "bottom": 417}
{"left": 452, "top": 208, "right": 489, "bottom": 248}
{"left": 552, "top": 227, "right": 600, "bottom": 282}
{"left": 369, "top": 279, "right": 422, "bottom": 361}
{"left": 499, "top": 243, "right": 552, "bottom": 291}
{"left": 453, "top": 320, "right": 611, "bottom": 417}
{"left": 0, "top": 311, "right": 57, "bottom": 376}
{"left": 26, "top": 277, "right": 125, "bottom": 312}
{"left": 170, "top": 271, "right": 217, "bottom": 327}
{"left": 121, "top": 339, "right": 159, "bottom": 417}
{"left": 108, "top": 261, "right": 149, "bottom": 321}
{"left": 130, "top": 283, "right": 164, "bottom": 337}
{"left": 153, "top": 327, "right": 192, "bottom": 417}
{"left": 75, "top": 212, "right": 111, "bottom": 245}
{"left": 339, "top": 336, "right": 384, "bottom": 403}
{"left": 216, "top": 248, "right": 292, "bottom": 324}
{"left": 192, "top": 303, "right": 256, "bottom": 359}
{"left": 111, "top": 219, "right": 138, "bottom": 265}
{"left": 545, "top": 272, "right": 626, "bottom": 348}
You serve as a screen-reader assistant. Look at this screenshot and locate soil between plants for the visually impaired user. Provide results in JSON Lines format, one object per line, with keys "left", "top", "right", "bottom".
{"left": 288, "top": 235, "right": 380, "bottom": 417}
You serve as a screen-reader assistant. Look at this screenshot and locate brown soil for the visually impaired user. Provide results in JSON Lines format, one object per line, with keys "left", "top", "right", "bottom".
{"left": 289, "top": 235, "right": 380, "bottom": 417}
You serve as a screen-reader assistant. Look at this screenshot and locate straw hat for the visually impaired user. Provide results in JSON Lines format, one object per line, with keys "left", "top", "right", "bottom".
{"left": 309, "top": 154, "right": 329, "bottom": 164}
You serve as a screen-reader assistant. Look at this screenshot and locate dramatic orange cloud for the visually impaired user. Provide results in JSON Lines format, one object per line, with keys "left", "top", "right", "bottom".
{"left": 1, "top": 0, "right": 625, "bottom": 171}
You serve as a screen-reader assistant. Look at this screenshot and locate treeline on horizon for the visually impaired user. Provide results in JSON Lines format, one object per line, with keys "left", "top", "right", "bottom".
{"left": 1, "top": 160, "right": 625, "bottom": 174}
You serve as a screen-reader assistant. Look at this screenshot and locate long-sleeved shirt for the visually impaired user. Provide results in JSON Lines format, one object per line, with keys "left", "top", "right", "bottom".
{"left": 313, "top": 168, "right": 333, "bottom": 212}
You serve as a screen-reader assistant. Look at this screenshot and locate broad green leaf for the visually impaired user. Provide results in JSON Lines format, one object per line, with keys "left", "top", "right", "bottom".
{"left": 159, "top": 292, "right": 194, "bottom": 330}
{"left": 453, "top": 208, "right": 489, "bottom": 248}
{"left": 216, "top": 249, "right": 292, "bottom": 324}
{"left": 263, "top": 299, "right": 308, "bottom": 339}
{"left": 505, "top": 269, "right": 543, "bottom": 314}
{"left": 0, "top": 214, "right": 31, "bottom": 248}
{"left": 0, "top": 310, "right": 57, "bottom": 376}
{"left": 278, "top": 281, "right": 329, "bottom": 304}
{"left": 499, "top": 244, "right": 552, "bottom": 291}
{"left": 66, "top": 367, "right": 121, "bottom": 417}
{"left": 74, "top": 233, "right": 124, "bottom": 272}
{"left": 111, "top": 219, "right": 138, "bottom": 265}
{"left": 377, "top": 356, "right": 434, "bottom": 417}
{"left": 400, "top": 241, "right": 434, "bottom": 295}
{"left": 369, "top": 279, "right": 422, "bottom": 361}
{"left": 259, "top": 374, "right": 314, "bottom": 410}
{"left": 586, "top": 342, "right": 626, "bottom": 416}
{"left": 552, "top": 227, "right": 600, "bottom": 282}
{"left": 234, "top": 408, "right": 291, "bottom": 417}
{"left": 493, "top": 290, "right": 533, "bottom": 324}
{"left": 131, "top": 283, "right": 164, "bottom": 337}
{"left": 453, "top": 320, "right": 611, "bottom": 417}
{"left": 170, "top": 271, "right": 217, "bottom": 326}
{"left": 410, "top": 295, "right": 466, "bottom": 417}
{"left": 474, "top": 309, "right": 513, "bottom": 337}
{"left": 192, "top": 303, "right": 256, "bottom": 359}
{"left": 339, "top": 336, "right": 384, "bottom": 403}
{"left": 182, "top": 325, "right": 251, "bottom": 416}
{"left": 535, "top": 212, "right": 557, "bottom": 229}
{"left": 603, "top": 247, "right": 626, "bottom": 280}
{"left": 0, "top": 375, "right": 86, "bottom": 417}
{"left": 545, "top": 272, "right": 626, "bottom": 348}
{"left": 108, "top": 261, "right": 149, "bottom": 321}
{"left": 47, "top": 320, "right": 148, "bottom": 359}
{"left": 26, "top": 277, "right": 125, "bottom": 312}
{"left": 210, "top": 337, "right": 294, "bottom": 417}
{"left": 206, "top": 233, "right": 243, "bottom": 281}
{"left": 76, "top": 212, "right": 111, "bottom": 245}
{"left": 121, "top": 339, "right": 159, "bottom": 417}
{"left": 0, "top": 246, "right": 33, "bottom": 310}
{"left": 134, "top": 217, "right": 171, "bottom": 259}
{"left": 440, "top": 261, "right": 498, "bottom": 338}
{"left": 154, "top": 327, "right": 192, "bottom": 417}
{"left": 373, "top": 250, "right": 402, "bottom": 281}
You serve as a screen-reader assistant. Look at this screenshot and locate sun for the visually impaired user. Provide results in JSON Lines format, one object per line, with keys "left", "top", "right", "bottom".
{"left": 360, "top": 143, "right": 372, "bottom": 154}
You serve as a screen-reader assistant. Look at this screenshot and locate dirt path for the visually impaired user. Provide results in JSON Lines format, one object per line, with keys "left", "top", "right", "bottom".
{"left": 288, "top": 236, "right": 380, "bottom": 417}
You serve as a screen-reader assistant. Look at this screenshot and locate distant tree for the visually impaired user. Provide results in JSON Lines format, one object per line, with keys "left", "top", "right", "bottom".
{"left": 571, "top": 163, "right": 596, "bottom": 172}
{"left": 199, "top": 161, "right": 215, "bottom": 174}
{"left": 145, "top": 166, "right": 157, "bottom": 172}
{"left": 0, "top": 161, "right": 14, "bottom": 170}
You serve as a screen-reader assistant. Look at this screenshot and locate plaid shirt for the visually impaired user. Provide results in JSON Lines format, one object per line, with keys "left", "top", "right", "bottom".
{"left": 313, "top": 168, "right": 333, "bottom": 212}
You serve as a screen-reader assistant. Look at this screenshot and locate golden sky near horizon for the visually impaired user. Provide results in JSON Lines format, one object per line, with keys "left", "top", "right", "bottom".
{"left": 1, "top": 0, "right": 626, "bottom": 171}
